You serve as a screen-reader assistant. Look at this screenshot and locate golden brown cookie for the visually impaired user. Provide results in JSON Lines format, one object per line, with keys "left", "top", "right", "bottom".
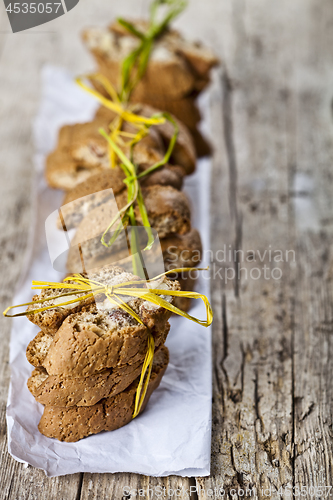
{"left": 38, "top": 346, "right": 169, "bottom": 442}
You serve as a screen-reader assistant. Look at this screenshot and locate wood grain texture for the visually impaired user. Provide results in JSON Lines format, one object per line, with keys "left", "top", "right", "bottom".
{"left": 0, "top": 0, "right": 332, "bottom": 498}
{"left": 197, "top": 0, "right": 333, "bottom": 498}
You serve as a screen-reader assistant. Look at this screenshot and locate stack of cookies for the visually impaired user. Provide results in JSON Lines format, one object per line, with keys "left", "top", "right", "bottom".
{"left": 46, "top": 103, "right": 196, "bottom": 191}
{"left": 46, "top": 103, "right": 203, "bottom": 311}
{"left": 82, "top": 20, "right": 219, "bottom": 156}
{"left": 25, "top": 265, "right": 179, "bottom": 442}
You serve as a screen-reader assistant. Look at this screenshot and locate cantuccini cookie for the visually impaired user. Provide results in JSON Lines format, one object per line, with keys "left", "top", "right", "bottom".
{"left": 173, "top": 272, "right": 199, "bottom": 313}
{"left": 38, "top": 346, "right": 169, "bottom": 442}
{"left": 82, "top": 22, "right": 218, "bottom": 103}
{"left": 94, "top": 103, "right": 196, "bottom": 175}
{"left": 57, "top": 165, "right": 186, "bottom": 231}
{"left": 65, "top": 185, "right": 191, "bottom": 271}
{"left": 45, "top": 149, "right": 105, "bottom": 191}
{"left": 26, "top": 264, "right": 179, "bottom": 336}
{"left": 45, "top": 119, "right": 163, "bottom": 191}
{"left": 46, "top": 104, "right": 195, "bottom": 191}
{"left": 161, "top": 228, "right": 202, "bottom": 270}
{"left": 27, "top": 357, "right": 144, "bottom": 407}
{"left": 83, "top": 21, "right": 218, "bottom": 156}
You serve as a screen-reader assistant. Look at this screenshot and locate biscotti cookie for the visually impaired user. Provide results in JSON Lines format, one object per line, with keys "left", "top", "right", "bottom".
{"left": 26, "top": 264, "right": 179, "bottom": 336}
{"left": 27, "top": 341, "right": 167, "bottom": 407}
{"left": 66, "top": 185, "right": 191, "bottom": 271}
{"left": 82, "top": 22, "right": 218, "bottom": 103}
{"left": 94, "top": 103, "right": 196, "bottom": 175}
{"left": 46, "top": 103, "right": 195, "bottom": 191}
{"left": 138, "top": 104, "right": 196, "bottom": 174}
{"left": 26, "top": 265, "right": 127, "bottom": 334}
{"left": 73, "top": 184, "right": 191, "bottom": 237}
{"left": 138, "top": 96, "right": 212, "bottom": 157}
{"left": 67, "top": 120, "right": 164, "bottom": 170}
{"left": 28, "top": 304, "right": 170, "bottom": 379}
{"left": 57, "top": 165, "right": 186, "bottom": 231}
{"left": 142, "top": 95, "right": 201, "bottom": 132}
{"left": 45, "top": 149, "right": 106, "bottom": 191}
{"left": 28, "top": 360, "right": 142, "bottom": 407}
{"left": 45, "top": 121, "right": 163, "bottom": 191}
{"left": 83, "top": 21, "right": 217, "bottom": 156}
{"left": 38, "top": 345, "right": 169, "bottom": 442}
{"left": 173, "top": 273, "right": 198, "bottom": 313}
{"left": 26, "top": 330, "right": 54, "bottom": 367}
{"left": 139, "top": 164, "right": 185, "bottom": 190}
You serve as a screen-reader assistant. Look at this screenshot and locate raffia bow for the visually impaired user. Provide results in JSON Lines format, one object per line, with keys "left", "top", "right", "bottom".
{"left": 117, "top": 0, "right": 188, "bottom": 101}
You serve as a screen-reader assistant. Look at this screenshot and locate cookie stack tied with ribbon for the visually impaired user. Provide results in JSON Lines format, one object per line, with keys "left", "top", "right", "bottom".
{"left": 3, "top": 0, "right": 215, "bottom": 443}
{"left": 46, "top": 71, "right": 203, "bottom": 312}
{"left": 81, "top": 2, "right": 219, "bottom": 157}
{"left": 45, "top": 100, "right": 196, "bottom": 192}
{"left": 4, "top": 264, "right": 212, "bottom": 441}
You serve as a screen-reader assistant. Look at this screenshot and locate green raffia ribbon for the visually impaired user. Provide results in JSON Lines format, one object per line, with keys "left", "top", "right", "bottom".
{"left": 3, "top": 267, "right": 213, "bottom": 418}
{"left": 118, "top": 0, "right": 188, "bottom": 101}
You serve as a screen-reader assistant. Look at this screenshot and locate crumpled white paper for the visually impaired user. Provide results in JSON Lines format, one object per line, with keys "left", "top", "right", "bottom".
{"left": 6, "top": 65, "right": 212, "bottom": 478}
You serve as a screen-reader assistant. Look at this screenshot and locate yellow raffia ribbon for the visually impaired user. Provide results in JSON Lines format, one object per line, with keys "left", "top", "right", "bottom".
{"left": 3, "top": 267, "right": 213, "bottom": 418}
{"left": 76, "top": 73, "right": 165, "bottom": 170}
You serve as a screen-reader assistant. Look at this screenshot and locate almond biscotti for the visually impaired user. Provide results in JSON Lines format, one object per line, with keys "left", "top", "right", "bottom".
{"left": 38, "top": 346, "right": 169, "bottom": 442}
{"left": 65, "top": 185, "right": 192, "bottom": 271}
{"left": 161, "top": 228, "right": 202, "bottom": 270}
{"left": 57, "top": 166, "right": 186, "bottom": 231}
{"left": 26, "top": 264, "right": 179, "bottom": 337}
{"left": 173, "top": 273, "right": 198, "bottom": 313}
{"left": 82, "top": 21, "right": 218, "bottom": 156}
{"left": 93, "top": 103, "right": 196, "bottom": 175}
{"left": 45, "top": 119, "right": 162, "bottom": 191}
{"left": 82, "top": 21, "right": 218, "bottom": 106}
{"left": 26, "top": 265, "right": 127, "bottom": 335}
{"left": 27, "top": 357, "right": 144, "bottom": 407}
{"left": 27, "top": 313, "right": 169, "bottom": 379}
{"left": 46, "top": 104, "right": 195, "bottom": 191}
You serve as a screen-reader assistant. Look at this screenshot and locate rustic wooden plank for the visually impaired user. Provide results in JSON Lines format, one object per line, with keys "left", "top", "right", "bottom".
{"left": 289, "top": 0, "right": 333, "bottom": 491}
{"left": 196, "top": 0, "right": 333, "bottom": 498}
{"left": 198, "top": 83, "right": 294, "bottom": 499}
{"left": 79, "top": 474, "right": 199, "bottom": 500}
{"left": 195, "top": 1, "right": 296, "bottom": 495}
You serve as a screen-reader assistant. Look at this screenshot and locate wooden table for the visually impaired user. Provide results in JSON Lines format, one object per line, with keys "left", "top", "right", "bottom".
{"left": 0, "top": 0, "right": 332, "bottom": 498}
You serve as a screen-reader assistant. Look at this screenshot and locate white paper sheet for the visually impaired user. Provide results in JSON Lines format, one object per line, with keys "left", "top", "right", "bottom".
{"left": 6, "top": 65, "right": 212, "bottom": 477}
